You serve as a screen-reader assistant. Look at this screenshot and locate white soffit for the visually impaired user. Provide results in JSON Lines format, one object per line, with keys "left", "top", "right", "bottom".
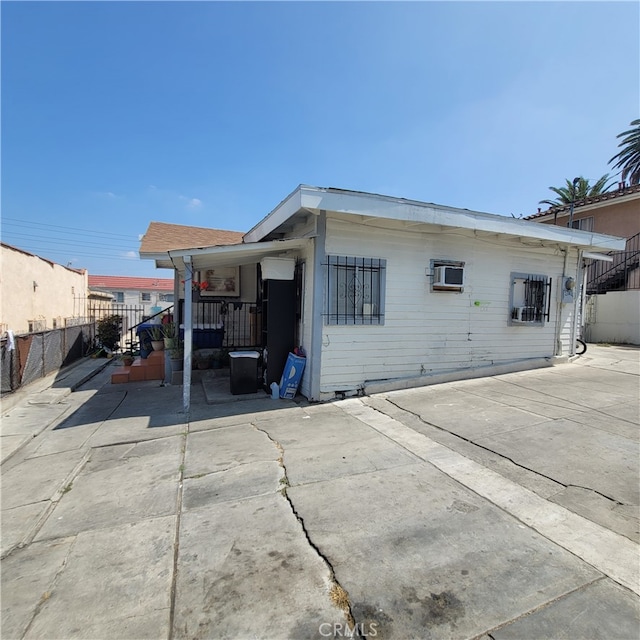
{"left": 167, "top": 237, "right": 309, "bottom": 271}
{"left": 584, "top": 252, "right": 614, "bottom": 262}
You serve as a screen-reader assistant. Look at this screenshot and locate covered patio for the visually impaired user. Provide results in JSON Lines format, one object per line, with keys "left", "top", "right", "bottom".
{"left": 139, "top": 221, "right": 310, "bottom": 412}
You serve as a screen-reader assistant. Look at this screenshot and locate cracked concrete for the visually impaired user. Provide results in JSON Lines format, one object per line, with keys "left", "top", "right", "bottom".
{"left": 253, "top": 421, "right": 358, "bottom": 631}
{"left": 1, "top": 345, "right": 638, "bottom": 639}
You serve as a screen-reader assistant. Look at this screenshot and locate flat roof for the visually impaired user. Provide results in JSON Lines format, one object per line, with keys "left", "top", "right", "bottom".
{"left": 243, "top": 185, "right": 626, "bottom": 252}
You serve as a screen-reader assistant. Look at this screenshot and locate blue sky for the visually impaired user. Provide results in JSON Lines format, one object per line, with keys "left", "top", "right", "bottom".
{"left": 2, "top": 1, "right": 638, "bottom": 278}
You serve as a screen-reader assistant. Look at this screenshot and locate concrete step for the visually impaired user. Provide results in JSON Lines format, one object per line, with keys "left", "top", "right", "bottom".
{"left": 110, "top": 351, "right": 165, "bottom": 384}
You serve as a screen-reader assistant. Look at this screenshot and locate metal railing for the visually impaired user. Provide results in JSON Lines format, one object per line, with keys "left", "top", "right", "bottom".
{"left": 177, "top": 299, "right": 259, "bottom": 349}
{"left": 586, "top": 232, "right": 640, "bottom": 294}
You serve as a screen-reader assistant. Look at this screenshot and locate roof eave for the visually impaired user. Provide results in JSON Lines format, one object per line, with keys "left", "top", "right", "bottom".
{"left": 167, "top": 237, "right": 310, "bottom": 271}
{"left": 242, "top": 186, "right": 626, "bottom": 251}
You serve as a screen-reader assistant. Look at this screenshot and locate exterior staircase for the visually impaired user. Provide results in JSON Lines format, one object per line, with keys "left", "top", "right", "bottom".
{"left": 111, "top": 349, "right": 165, "bottom": 384}
{"left": 586, "top": 232, "right": 640, "bottom": 295}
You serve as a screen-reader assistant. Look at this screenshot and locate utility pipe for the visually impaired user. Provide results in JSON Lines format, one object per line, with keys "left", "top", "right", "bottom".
{"left": 554, "top": 247, "right": 570, "bottom": 356}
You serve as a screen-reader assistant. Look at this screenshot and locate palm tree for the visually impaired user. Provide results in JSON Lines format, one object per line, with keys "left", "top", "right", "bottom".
{"left": 609, "top": 119, "right": 640, "bottom": 185}
{"left": 539, "top": 174, "right": 614, "bottom": 208}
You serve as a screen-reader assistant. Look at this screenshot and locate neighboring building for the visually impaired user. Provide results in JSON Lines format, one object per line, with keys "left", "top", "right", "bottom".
{"left": 525, "top": 183, "right": 640, "bottom": 345}
{"left": 141, "top": 185, "right": 625, "bottom": 406}
{"left": 525, "top": 182, "right": 639, "bottom": 239}
{"left": 0, "top": 243, "right": 88, "bottom": 334}
{"left": 87, "top": 275, "right": 176, "bottom": 315}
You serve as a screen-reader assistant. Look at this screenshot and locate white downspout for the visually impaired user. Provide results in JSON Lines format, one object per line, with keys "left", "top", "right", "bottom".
{"left": 182, "top": 256, "right": 193, "bottom": 414}
{"left": 555, "top": 247, "right": 570, "bottom": 356}
{"left": 570, "top": 249, "right": 585, "bottom": 357}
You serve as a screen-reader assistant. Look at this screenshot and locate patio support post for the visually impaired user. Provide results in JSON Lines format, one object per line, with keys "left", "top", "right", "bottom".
{"left": 183, "top": 256, "right": 193, "bottom": 414}
{"left": 309, "top": 210, "right": 326, "bottom": 401}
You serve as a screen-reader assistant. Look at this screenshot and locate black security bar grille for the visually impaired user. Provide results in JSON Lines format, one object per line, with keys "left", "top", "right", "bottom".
{"left": 323, "top": 256, "right": 385, "bottom": 325}
{"left": 512, "top": 275, "right": 551, "bottom": 323}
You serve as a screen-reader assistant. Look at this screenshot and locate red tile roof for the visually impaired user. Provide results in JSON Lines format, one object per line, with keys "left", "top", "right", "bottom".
{"left": 525, "top": 183, "right": 640, "bottom": 220}
{"left": 88, "top": 275, "right": 174, "bottom": 291}
{"left": 139, "top": 221, "right": 244, "bottom": 254}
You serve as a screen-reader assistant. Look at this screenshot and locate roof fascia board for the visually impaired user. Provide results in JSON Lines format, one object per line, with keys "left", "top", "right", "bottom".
{"left": 140, "top": 251, "right": 172, "bottom": 261}
{"left": 168, "top": 237, "right": 309, "bottom": 263}
{"left": 243, "top": 186, "right": 305, "bottom": 243}
{"left": 307, "top": 189, "right": 626, "bottom": 251}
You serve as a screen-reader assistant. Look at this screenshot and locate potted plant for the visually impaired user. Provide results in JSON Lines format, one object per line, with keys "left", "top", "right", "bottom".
{"left": 169, "top": 342, "right": 184, "bottom": 372}
{"left": 150, "top": 325, "right": 165, "bottom": 351}
{"left": 194, "top": 350, "right": 211, "bottom": 370}
{"left": 120, "top": 351, "right": 135, "bottom": 367}
{"left": 162, "top": 322, "right": 177, "bottom": 349}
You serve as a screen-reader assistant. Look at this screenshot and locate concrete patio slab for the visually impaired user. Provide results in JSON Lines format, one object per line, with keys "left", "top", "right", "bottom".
{"left": 188, "top": 398, "right": 303, "bottom": 433}
{"left": 492, "top": 578, "right": 640, "bottom": 639}
{"left": 288, "top": 463, "right": 603, "bottom": 639}
{"left": 184, "top": 424, "right": 275, "bottom": 475}
{"left": 24, "top": 516, "right": 175, "bottom": 640}
{"left": 0, "top": 502, "right": 50, "bottom": 558}
{"left": 182, "top": 460, "right": 282, "bottom": 509}
{"left": 281, "top": 433, "right": 420, "bottom": 486}
{"left": 476, "top": 418, "right": 640, "bottom": 505}
{"left": 383, "top": 387, "right": 552, "bottom": 439}
{"left": 365, "top": 395, "right": 566, "bottom": 500}
{"left": 550, "top": 486, "right": 640, "bottom": 543}
{"left": 34, "top": 436, "right": 181, "bottom": 540}
{"left": 2, "top": 345, "right": 637, "bottom": 639}
{"left": 173, "top": 493, "right": 344, "bottom": 640}
{"left": 254, "top": 404, "right": 381, "bottom": 450}
{"left": 1, "top": 448, "right": 87, "bottom": 511}
{"left": 1, "top": 537, "right": 75, "bottom": 639}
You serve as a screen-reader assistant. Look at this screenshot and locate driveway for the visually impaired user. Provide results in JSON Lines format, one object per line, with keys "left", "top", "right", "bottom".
{"left": 1, "top": 345, "right": 638, "bottom": 639}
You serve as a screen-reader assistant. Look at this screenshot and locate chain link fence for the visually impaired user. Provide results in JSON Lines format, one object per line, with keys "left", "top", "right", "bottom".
{"left": 1, "top": 322, "right": 95, "bottom": 396}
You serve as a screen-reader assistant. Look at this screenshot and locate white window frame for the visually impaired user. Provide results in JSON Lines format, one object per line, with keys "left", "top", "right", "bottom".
{"left": 570, "top": 217, "right": 594, "bottom": 232}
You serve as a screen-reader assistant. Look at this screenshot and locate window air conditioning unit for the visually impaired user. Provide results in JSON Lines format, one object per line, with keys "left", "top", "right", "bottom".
{"left": 433, "top": 265, "right": 464, "bottom": 288}
{"left": 512, "top": 306, "right": 537, "bottom": 322}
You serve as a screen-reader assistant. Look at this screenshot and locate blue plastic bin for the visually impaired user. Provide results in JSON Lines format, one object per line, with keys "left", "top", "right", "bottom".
{"left": 279, "top": 353, "right": 306, "bottom": 399}
{"left": 136, "top": 323, "right": 160, "bottom": 359}
{"left": 179, "top": 328, "right": 224, "bottom": 348}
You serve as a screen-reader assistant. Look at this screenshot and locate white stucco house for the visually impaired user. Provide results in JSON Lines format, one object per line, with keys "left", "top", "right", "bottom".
{"left": 140, "top": 186, "right": 625, "bottom": 409}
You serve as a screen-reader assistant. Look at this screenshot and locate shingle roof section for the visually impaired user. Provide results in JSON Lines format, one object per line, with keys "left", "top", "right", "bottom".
{"left": 88, "top": 275, "right": 174, "bottom": 291}
{"left": 139, "top": 221, "right": 244, "bottom": 254}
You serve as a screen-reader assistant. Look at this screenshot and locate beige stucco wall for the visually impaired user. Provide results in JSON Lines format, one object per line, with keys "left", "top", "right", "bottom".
{"left": 537, "top": 195, "right": 640, "bottom": 239}
{"left": 1, "top": 245, "right": 88, "bottom": 334}
{"left": 584, "top": 291, "right": 640, "bottom": 345}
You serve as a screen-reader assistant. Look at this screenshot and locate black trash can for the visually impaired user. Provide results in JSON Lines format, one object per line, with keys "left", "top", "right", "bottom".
{"left": 229, "top": 351, "right": 260, "bottom": 395}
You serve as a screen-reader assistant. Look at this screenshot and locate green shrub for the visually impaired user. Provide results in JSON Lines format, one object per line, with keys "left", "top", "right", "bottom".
{"left": 96, "top": 315, "right": 122, "bottom": 351}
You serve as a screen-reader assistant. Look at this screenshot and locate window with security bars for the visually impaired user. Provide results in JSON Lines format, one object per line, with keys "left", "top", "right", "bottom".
{"left": 324, "top": 256, "right": 386, "bottom": 325}
{"left": 509, "top": 273, "right": 551, "bottom": 325}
